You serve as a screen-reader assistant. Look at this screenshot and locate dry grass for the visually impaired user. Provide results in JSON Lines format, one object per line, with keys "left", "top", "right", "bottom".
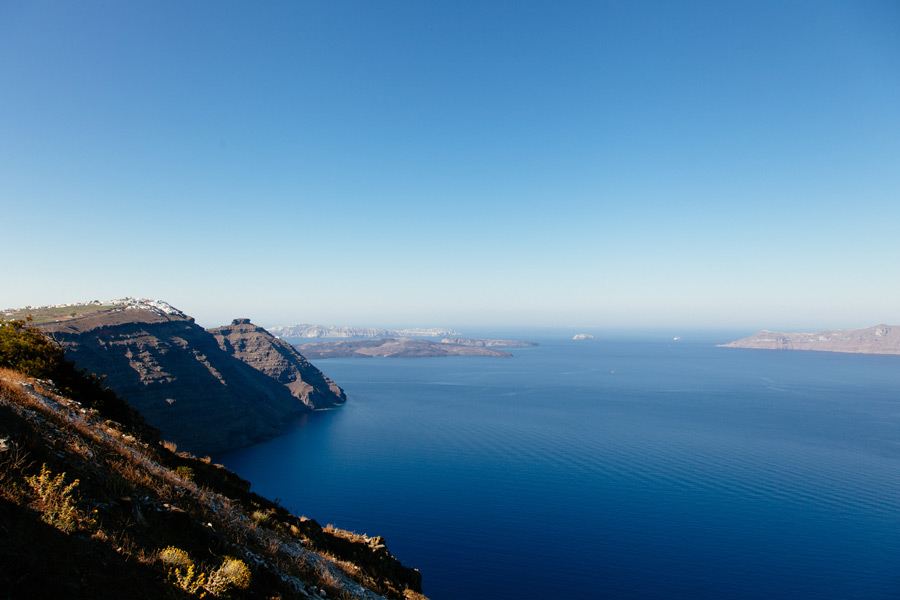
{"left": 25, "top": 463, "right": 80, "bottom": 532}
{"left": 1, "top": 368, "right": 428, "bottom": 600}
{"left": 324, "top": 523, "right": 372, "bottom": 544}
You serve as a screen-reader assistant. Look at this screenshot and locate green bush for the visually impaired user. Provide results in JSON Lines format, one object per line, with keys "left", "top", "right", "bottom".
{"left": 0, "top": 318, "right": 134, "bottom": 424}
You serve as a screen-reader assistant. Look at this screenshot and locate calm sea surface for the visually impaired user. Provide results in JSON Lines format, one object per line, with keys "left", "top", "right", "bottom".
{"left": 218, "top": 333, "right": 900, "bottom": 599}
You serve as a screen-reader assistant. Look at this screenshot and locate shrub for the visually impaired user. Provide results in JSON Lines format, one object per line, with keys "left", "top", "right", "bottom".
{"left": 159, "top": 546, "right": 207, "bottom": 595}
{"left": 25, "top": 463, "right": 80, "bottom": 532}
{"left": 0, "top": 436, "right": 30, "bottom": 502}
{"left": 0, "top": 318, "right": 134, "bottom": 424}
{"left": 206, "top": 557, "right": 251, "bottom": 595}
{"left": 159, "top": 547, "right": 251, "bottom": 597}
{"left": 175, "top": 465, "right": 194, "bottom": 482}
{"left": 251, "top": 509, "right": 273, "bottom": 526}
{"left": 103, "top": 472, "right": 134, "bottom": 498}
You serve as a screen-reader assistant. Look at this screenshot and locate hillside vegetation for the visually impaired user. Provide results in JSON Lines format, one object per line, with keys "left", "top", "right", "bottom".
{"left": 0, "top": 319, "right": 426, "bottom": 599}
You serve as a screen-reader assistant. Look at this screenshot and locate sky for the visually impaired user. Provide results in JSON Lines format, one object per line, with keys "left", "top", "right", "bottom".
{"left": 1, "top": 1, "right": 898, "bottom": 332}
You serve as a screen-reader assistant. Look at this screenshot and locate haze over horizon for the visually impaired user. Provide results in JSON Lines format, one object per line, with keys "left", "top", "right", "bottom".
{"left": 2, "top": 1, "right": 898, "bottom": 332}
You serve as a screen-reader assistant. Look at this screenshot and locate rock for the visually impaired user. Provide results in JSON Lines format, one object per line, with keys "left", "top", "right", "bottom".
{"left": 39, "top": 304, "right": 345, "bottom": 455}
{"left": 209, "top": 320, "right": 345, "bottom": 410}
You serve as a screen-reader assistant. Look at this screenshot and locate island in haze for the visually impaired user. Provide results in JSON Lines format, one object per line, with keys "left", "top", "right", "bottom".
{"left": 720, "top": 324, "right": 900, "bottom": 355}
{"left": 296, "top": 337, "right": 525, "bottom": 359}
{"left": 268, "top": 323, "right": 460, "bottom": 339}
{"left": 440, "top": 337, "right": 537, "bottom": 348}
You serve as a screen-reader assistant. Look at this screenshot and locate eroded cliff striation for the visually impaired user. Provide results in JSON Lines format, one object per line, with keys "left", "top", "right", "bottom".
{"left": 210, "top": 319, "right": 345, "bottom": 410}
{"left": 38, "top": 307, "right": 345, "bottom": 455}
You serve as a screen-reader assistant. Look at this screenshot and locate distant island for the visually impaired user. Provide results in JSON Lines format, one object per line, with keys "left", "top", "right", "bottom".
{"left": 296, "top": 337, "right": 518, "bottom": 359}
{"left": 268, "top": 323, "right": 460, "bottom": 339}
{"left": 719, "top": 324, "right": 900, "bottom": 355}
{"left": 573, "top": 333, "right": 594, "bottom": 340}
{"left": 440, "top": 337, "right": 537, "bottom": 348}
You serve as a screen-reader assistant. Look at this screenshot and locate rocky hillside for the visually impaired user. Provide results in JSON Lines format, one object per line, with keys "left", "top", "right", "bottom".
{"left": 210, "top": 319, "right": 345, "bottom": 410}
{"left": 719, "top": 324, "right": 900, "bottom": 355}
{"left": 0, "top": 366, "right": 425, "bottom": 600}
{"left": 37, "top": 303, "right": 345, "bottom": 455}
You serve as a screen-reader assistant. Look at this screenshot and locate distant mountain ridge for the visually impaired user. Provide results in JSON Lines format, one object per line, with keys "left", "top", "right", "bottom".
{"left": 296, "top": 338, "right": 514, "bottom": 359}
{"left": 36, "top": 303, "right": 345, "bottom": 454}
{"left": 440, "top": 337, "right": 537, "bottom": 348}
{"left": 719, "top": 324, "right": 900, "bottom": 355}
{"left": 268, "top": 323, "right": 460, "bottom": 339}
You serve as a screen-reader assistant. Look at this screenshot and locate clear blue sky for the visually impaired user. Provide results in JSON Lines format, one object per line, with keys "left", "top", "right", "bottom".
{"left": 2, "top": 1, "right": 898, "bottom": 331}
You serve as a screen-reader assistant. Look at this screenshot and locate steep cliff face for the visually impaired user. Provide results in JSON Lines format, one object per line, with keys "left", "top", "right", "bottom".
{"left": 209, "top": 319, "right": 345, "bottom": 410}
{"left": 38, "top": 307, "right": 344, "bottom": 455}
{"left": 719, "top": 324, "right": 900, "bottom": 355}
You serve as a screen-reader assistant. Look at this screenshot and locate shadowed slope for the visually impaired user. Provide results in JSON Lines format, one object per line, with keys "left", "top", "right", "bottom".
{"left": 210, "top": 319, "right": 345, "bottom": 410}
{"left": 39, "top": 307, "right": 340, "bottom": 454}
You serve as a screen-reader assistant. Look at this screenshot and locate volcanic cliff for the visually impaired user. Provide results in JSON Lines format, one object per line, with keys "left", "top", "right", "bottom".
{"left": 38, "top": 303, "right": 345, "bottom": 455}
{"left": 210, "top": 319, "right": 345, "bottom": 410}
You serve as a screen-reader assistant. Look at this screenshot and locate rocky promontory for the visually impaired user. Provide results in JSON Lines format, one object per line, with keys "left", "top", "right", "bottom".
{"left": 296, "top": 338, "right": 514, "bottom": 359}
{"left": 36, "top": 302, "right": 345, "bottom": 454}
{"left": 719, "top": 324, "right": 900, "bottom": 355}
{"left": 210, "top": 319, "right": 345, "bottom": 410}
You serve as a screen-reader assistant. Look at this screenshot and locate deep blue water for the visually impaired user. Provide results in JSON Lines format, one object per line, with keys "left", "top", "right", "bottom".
{"left": 218, "top": 333, "right": 900, "bottom": 599}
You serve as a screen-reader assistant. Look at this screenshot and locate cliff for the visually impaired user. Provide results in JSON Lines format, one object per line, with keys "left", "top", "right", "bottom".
{"left": 0, "top": 366, "right": 424, "bottom": 599}
{"left": 296, "top": 337, "right": 514, "bottom": 359}
{"left": 210, "top": 319, "right": 345, "bottom": 410}
{"left": 719, "top": 324, "right": 900, "bottom": 355}
{"left": 37, "top": 303, "right": 345, "bottom": 455}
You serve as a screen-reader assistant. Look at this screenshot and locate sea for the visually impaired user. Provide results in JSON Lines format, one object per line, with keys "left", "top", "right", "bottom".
{"left": 217, "top": 331, "right": 900, "bottom": 600}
